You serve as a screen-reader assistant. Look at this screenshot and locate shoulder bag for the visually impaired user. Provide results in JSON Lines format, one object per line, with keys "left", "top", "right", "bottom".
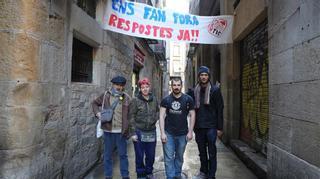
{"left": 100, "top": 91, "right": 120, "bottom": 124}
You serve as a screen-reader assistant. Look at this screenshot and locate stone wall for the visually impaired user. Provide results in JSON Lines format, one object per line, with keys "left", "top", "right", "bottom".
{"left": 0, "top": 0, "right": 134, "bottom": 178}
{"left": 0, "top": 0, "right": 68, "bottom": 178}
{"left": 268, "top": 0, "right": 320, "bottom": 178}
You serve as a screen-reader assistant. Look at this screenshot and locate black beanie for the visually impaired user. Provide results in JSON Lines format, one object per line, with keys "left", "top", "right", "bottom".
{"left": 198, "top": 66, "right": 210, "bottom": 75}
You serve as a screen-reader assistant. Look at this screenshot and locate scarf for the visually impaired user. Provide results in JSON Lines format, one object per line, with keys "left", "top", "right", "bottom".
{"left": 111, "top": 87, "right": 124, "bottom": 97}
{"left": 194, "top": 83, "right": 211, "bottom": 109}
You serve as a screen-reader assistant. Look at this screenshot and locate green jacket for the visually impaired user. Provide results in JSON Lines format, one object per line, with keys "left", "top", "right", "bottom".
{"left": 129, "top": 93, "right": 159, "bottom": 134}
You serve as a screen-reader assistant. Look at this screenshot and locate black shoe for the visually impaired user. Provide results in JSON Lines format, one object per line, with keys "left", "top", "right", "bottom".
{"left": 146, "top": 174, "right": 154, "bottom": 179}
{"left": 137, "top": 173, "right": 146, "bottom": 179}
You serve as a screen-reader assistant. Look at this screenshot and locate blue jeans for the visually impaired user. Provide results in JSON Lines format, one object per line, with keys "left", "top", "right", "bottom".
{"left": 195, "top": 128, "right": 217, "bottom": 178}
{"left": 103, "top": 132, "right": 129, "bottom": 178}
{"left": 133, "top": 130, "right": 157, "bottom": 177}
{"left": 163, "top": 131, "right": 187, "bottom": 179}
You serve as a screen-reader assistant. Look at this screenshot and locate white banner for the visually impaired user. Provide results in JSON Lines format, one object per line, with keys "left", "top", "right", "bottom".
{"left": 101, "top": 0, "right": 233, "bottom": 44}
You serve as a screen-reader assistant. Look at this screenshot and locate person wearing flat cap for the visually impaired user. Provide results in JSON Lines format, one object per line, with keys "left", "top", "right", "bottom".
{"left": 188, "top": 66, "right": 224, "bottom": 179}
{"left": 92, "top": 75, "right": 131, "bottom": 179}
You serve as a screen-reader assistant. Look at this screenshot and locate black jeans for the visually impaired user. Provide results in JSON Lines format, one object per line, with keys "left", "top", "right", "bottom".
{"left": 195, "top": 128, "right": 217, "bottom": 179}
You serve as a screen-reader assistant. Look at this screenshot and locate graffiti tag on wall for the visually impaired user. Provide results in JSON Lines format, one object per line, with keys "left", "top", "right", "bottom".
{"left": 241, "top": 59, "right": 269, "bottom": 154}
{"left": 240, "top": 20, "right": 269, "bottom": 155}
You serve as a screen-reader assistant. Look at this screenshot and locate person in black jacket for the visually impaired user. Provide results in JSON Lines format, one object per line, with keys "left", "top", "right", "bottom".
{"left": 191, "top": 66, "right": 224, "bottom": 179}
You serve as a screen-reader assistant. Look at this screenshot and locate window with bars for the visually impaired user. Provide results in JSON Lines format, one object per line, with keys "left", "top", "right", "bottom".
{"left": 71, "top": 38, "right": 93, "bottom": 83}
{"left": 77, "top": 0, "right": 96, "bottom": 18}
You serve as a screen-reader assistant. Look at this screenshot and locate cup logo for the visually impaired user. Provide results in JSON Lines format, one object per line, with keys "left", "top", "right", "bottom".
{"left": 171, "top": 101, "right": 181, "bottom": 110}
{"left": 208, "top": 19, "right": 227, "bottom": 38}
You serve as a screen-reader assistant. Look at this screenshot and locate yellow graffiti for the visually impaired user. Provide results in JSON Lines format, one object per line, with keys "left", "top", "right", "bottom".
{"left": 241, "top": 60, "right": 269, "bottom": 137}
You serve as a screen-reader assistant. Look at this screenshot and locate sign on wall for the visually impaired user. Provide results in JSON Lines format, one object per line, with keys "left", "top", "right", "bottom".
{"left": 134, "top": 48, "right": 145, "bottom": 66}
{"left": 101, "top": 0, "right": 233, "bottom": 44}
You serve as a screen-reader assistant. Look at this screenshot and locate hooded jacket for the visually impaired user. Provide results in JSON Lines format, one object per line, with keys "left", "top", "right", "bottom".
{"left": 129, "top": 93, "right": 159, "bottom": 134}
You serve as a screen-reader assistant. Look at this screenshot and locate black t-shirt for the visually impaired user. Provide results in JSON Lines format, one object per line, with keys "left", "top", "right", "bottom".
{"left": 160, "top": 93, "right": 195, "bottom": 136}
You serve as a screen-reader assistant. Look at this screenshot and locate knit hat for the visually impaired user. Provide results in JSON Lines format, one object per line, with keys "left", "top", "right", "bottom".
{"left": 198, "top": 66, "right": 210, "bottom": 75}
{"left": 111, "top": 75, "right": 126, "bottom": 85}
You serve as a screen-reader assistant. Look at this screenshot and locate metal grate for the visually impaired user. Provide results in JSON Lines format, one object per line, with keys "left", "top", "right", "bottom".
{"left": 240, "top": 20, "right": 269, "bottom": 155}
{"left": 77, "top": 0, "right": 96, "bottom": 18}
{"left": 71, "top": 38, "right": 93, "bottom": 83}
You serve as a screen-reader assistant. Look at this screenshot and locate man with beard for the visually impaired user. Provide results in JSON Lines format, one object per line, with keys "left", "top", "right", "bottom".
{"left": 159, "top": 77, "right": 196, "bottom": 179}
{"left": 191, "top": 66, "right": 224, "bottom": 179}
{"left": 92, "top": 75, "right": 131, "bottom": 179}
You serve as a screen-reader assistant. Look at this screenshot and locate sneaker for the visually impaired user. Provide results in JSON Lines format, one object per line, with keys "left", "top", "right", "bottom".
{"left": 193, "top": 172, "right": 207, "bottom": 179}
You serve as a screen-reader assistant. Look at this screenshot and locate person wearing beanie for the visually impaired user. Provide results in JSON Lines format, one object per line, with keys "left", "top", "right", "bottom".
{"left": 128, "top": 78, "right": 159, "bottom": 179}
{"left": 92, "top": 75, "right": 131, "bottom": 179}
{"left": 198, "top": 66, "right": 210, "bottom": 75}
{"left": 191, "top": 66, "right": 224, "bottom": 179}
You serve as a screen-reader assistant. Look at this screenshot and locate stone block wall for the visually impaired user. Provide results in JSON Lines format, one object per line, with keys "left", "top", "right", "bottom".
{"left": 0, "top": 0, "right": 69, "bottom": 178}
{"left": 268, "top": 0, "right": 320, "bottom": 178}
{"left": 0, "top": 0, "right": 134, "bottom": 178}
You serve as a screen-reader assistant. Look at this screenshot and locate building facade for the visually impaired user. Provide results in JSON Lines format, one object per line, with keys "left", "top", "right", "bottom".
{"left": 168, "top": 42, "right": 187, "bottom": 92}
{"left": 187, "top": 0, "right": 320, "bottom": 178}
{"left": 0, "top": 0, "right": 165, "bottom": 178}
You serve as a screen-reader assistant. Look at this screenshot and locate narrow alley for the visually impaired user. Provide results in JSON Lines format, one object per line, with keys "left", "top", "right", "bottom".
{"left": 1, "top": 0, "right": 320, "bottom": 179}
{"left": 84, "top": 127, "right": 257, "bottom": 179}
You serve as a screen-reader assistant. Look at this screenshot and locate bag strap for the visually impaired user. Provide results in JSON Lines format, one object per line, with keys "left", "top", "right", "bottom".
{"left": 101, "top": 91, "right": 108, "bottom": 110}
{"left": 102, "top": 91, "right": 120, "bottom": 110}
{"left": 110, "top": 98, "right": 120, "bottom": 110}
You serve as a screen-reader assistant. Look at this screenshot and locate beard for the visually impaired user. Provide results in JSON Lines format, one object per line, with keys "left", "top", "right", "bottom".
{"left": 173, "top": 89, "right": 181, "bottom": 94}
{"left": 172, "top": 89, "right": 181, "bottom": 94}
